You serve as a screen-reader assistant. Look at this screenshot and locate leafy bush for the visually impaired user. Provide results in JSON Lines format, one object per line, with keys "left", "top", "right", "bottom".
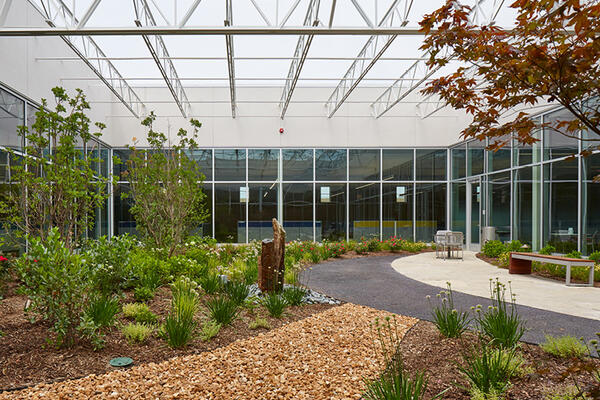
{"left": 282, "top": 285, "right": 307, "bottom": 306}
{"left": 541, "top": 335, "right": 588, "bottom": 359}
{"left": 482, "top": 240, "right": 506, "bottom": 258}
{"left": 261, "top": 292, "right": 287, "bottom": 318}
{"left": 427, "top": 283, "right": 470, "bottom": 338}
{"left": 356, "top": 241, "right": 370, "bottom": 255}
{"left": 249, "top": 317, "right": 271, "bottom": 330}
{"left": 505, "top": 240, "right": 524, "bottom": 252}
{"left": 589, "top": 251, "right": 600, "bottom": 264}
{"left": 366, "top": 238, "right": 382, "bottom": 252}
{"left": 401, "top": 241, "right": 428, "bottom": 253}
{"left": 205, "top": 295, "right": 239, "bottom": 325}
{"left": 458, "top": 343, "right": 519, "bottom": 398}
{"left": 0, "top": 254, "right": 12, "bottom": 299}
{"left": 122, "top": 322, "right": 153, "bottom": 344}
{"left": 362, "top": 356, "right": 428, "bottom": 400}
{"left": 242, "top": 261, "right": 258, "bottom": 285}
{"left": 384, "top": 236, "right": 404, "bottom": 252}
{"left": 166, "top": 255, "right": 205, "bottom": 280}
{"left": 475, "top": 279, "right": 525, "bottom": 349}
{"left": 134, "top": 286, "right": 155, "bottom": 302}
{"left": 199, "top": 271, "right": 222, "bottom": 294}
{"left": 122, "top": 303, "right": 158, "bottom": 324}
{"left": 565, "top": 250, "right": 582, "bottom": 259}
{"left": 497, "top": 252, "right": 511, "bottom": 269}
{"left": 15, "top": 228, "right": 94, "bottom": 348}
{"left": 163, "top": 277, "right": 199, "bottom": 348}
{"left": 85, "top": 295, "right": 120, "bottom": 328}
{"left": 199, "top": 320, "right": 221, "bottom": 342}
{"left": 84, "top": 234, "right": 137, "bottom": 295}
{"left": 224, "top": 280, "right": 250, "bottom": 305}
{"left": 539, "top": 244, "right": 556, "bottom": 255}
{"left": 130, "top": 250, "right": 169, "bottom": 290}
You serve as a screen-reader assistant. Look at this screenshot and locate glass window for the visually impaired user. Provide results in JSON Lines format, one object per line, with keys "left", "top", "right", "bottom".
{"left": 315, "top": 149, "right": 346, "bottom": 181}
{"left": 215, "top": 149, "right": 246, "bottom": 181}
{"left": 382, "top": 149, "right": 413, "bottom": 181}
{"left": 0, "top": 150, "right": 8, "bottom": 182}
{"left": 248, "top": 149, "right": 278, "bottom": 181}
{"left": 451, "top": 146, "right": 466, "bottom": 180}
{"left": 544, "top": 108, "right": 579, "bottom": 160}
{"left": 113, "top": 183, "right": 136, "bottom": 236}
{"left": 450, "top": 182, "right": 466, "bottom": 236}
{"left": 349, "top": 183, "right": 380, "bottom": 240}
{"left": 415, "top": 149, "right": 446, "bottom": 181}
{"left": 215, "top": 183, "right": 246, "bottom": 243}
{"left": 316, "top": 183, "right": 346, "bottom": 241}
{"left": 487, "top": 172, "right": 511, "bottom": 243}
{"left": 197, "top": 185, "right": 212, "bottom": 238}
{"left": 186, "top": 149, "right": 212, "bottom": 181}
{"left": 283, "top": 183, "right": 313, "bottom": 241}
{"left": 543, "top": 159, "right": 578, "bottom": 253}
{"left": 467, "top": 141, "right": 485, "bottom": 176}
{"left": 383, "top": 183, "right": 413, "bottom": 240}
{"left": 113, "top": 148, "right": 132, "bottom": 180}
{"left": 415, "top": 183, "right": 446, "bottom": 242}
{"left": 349, "top": 149, "right": 379, "bottom": 181}
{"left": 282, "top": 149, "right": 313, "bottom": 181}
{"left": 248, "top": 183, "right": 278, "bottom": 241}
{"left": 0, "top": 88, "right": 24, "bottom": 151}
{"left": 583, "top": 153, "right": 600, "bottom": 255}
{"left": 513, "top": 167, "right": 540, "bottom": 249}
{"left": 513, "top": 128, "right": 541, "bottom": 167}
{"left": 488, "top": 137, "right": 511, "bottom": 172}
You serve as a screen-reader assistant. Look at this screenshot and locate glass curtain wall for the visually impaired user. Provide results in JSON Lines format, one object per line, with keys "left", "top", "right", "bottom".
{"left": 582, "top": 153, "right": 600, "bottom": 254}
{"left": 383, "top": 183, "right": 413, "bottom": 240}
{"left": 316, "top": 183, "right": 346, "bottom": 241}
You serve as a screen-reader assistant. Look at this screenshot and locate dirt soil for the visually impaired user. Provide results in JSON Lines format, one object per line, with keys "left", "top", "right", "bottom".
{"left": 400, "top": 320, "right": 600, "bottom": 399}
{"left": 0, "top": 286, "right": 336, "bottom": 391}
{"left": 0, "top": 304, "right": 418, "bottom": 400}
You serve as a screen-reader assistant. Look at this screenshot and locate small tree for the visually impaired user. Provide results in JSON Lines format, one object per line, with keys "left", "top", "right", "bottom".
{"left": 420, "top": 0, "right": 600, "bottom": 155}
{"left": 124, "top": 112, "right": 208, "bottom": 256}
{"left": 0, "top": 87, "right": 111, "bottom": 249}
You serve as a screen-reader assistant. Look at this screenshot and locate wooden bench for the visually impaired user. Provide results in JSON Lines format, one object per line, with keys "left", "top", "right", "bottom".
{"left": 509, "top": 252, "right": 596, "bottom": 287}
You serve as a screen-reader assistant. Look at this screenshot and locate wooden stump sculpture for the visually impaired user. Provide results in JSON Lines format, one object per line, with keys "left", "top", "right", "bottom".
{"left": 258, "top": 218, "right": 286, "bottom": 293}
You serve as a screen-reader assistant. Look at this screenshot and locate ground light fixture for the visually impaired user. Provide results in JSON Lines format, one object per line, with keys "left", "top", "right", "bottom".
{"left": 109, "top": 357, "right": 133, "bottom": 368}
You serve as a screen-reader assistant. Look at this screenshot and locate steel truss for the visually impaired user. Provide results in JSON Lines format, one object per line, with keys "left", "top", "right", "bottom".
{"left": 133, "top": 0, "right": 191, "bottom": 118}
{"left": 225, "top": 0, "right": 236, "bottom": 118}
{"left": 279, "top": 0, "right": 321, "bottom": 120}
{"left": 26, "top": 0, "right": 145, "bottom": 118}
{"left": 371, "top": 0, "right": 505, "bottom": 119}
{"left": 325, "top": 0, "right": 413, "bottom": 118}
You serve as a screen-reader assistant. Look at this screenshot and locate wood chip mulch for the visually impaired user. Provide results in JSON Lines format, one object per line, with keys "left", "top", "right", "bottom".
{"left": 0, "top": 304, "right": 418, "bottom": 400}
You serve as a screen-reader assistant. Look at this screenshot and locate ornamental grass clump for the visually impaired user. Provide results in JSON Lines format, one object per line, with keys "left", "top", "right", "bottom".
{"left": 261, "top": 291, "right": 287, "bottom": 318}
{"left": 458, "top": 342, "right": 519, "bottom": 399}
{"left": 85, "top": 295, "right": 121, "bottom": 328}
{"left": 427, "top": 283, "right": 470, "bottom": 338}
{"left": 163, "top": 277, "right": 199, "bottom": 348}
{"left": 199, "top": 271, "right": 222, "bottom": 295}
{"left": 224, "top": 280, "right": 250, "bottom": 306}
{"left": 475, "top": 279, "right": 525, "bottom": 349}
{"left": 282, "top": 285, "right": 307, "bottom": 306}
{"left": 205, "top": 295, "right": 239, "bottom": 325}
{"left": 541, "top": 335, "right": 589, "bottom": 359}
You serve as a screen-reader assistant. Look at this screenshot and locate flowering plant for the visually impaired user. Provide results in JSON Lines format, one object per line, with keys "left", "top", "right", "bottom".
{"left": 385, "top": 236, "right": 404, "bottom": 252}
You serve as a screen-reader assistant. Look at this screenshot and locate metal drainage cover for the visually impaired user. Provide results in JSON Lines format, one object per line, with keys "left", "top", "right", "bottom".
{"left": 110, "top": 357, "right": 133, "bottom": 368}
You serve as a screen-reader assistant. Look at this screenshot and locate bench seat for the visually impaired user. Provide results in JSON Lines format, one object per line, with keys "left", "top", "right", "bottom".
{"left": 509, "top": 252, "right": 595, "bottom": 287}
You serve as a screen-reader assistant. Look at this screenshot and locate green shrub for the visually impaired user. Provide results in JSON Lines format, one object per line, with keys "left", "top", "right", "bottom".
{"left": 541, "top": 335, "right": 588, "bottom": 359}
{"left": 205, "top": 295, "right": 239, "bottom": 325}
{"left": 362, "top": 356, "right": 428, "bottom": 400}
{"left": 224, "top": 281, "right": 250, "bottom": 305}
{"left": 166, "top": 255, "right": 206, "bottom": 280}
{"left": 199, "top": 271, "right": 222, "bottom": 294}
{"left": 242, "top": 261, "right": 258, "bottom": 285}
{"left": 134, "top": 286, "right": 155, "bottom": 302}
{"left": 428, "top": 283, "right": 470, "bottom": 338}
{"left": 83, "top": 234, "right": 137, "bottom": 295}
{"left": 565, "top": 250, "right": 582, "bottom": 259}
{"left": 475, "top": 279, "right": 525, "bottom": 349}
{"left": 458, "top": 343, "right": 519, "bottom": 398}
{"left": 261, "top": 292, "right": 287, "bottom": 318}
{"left": 589, "top": 251, "right": 600, "bottom": 264}
{"left": 199, "top": 320, "right": 221, "bottom": 341}
{"left": 15, "top": 228, "right": 94, "bottom": 348}
{"left": 122, "top": 322, "right": 153, "bottom": 344}
{"left": 282, "top": 285, "right": 307, "bottom": 306}
{"left": 506, "top": 240, "right": 524, "bottom": 252}
{"left": 356, "top": 241, "right": 370, "bottom": 255}
{"left": 122, "top": 303, "right": 158, "bottom": 324}
{"left": 366, "top": 238, "right": 382, "bottom": 252}
{"left": 539, "top": 244, "right": 556, "bottom": 255}
{"left": 130, "top": 250, "right": 169, "bottom": 290}
{"left": 249, "top": 317, "right": 271, "bottom": 330}
{"left": 85, "top": 295, "right": 121, "bottom": 328}
{"left": 497, "top": 252, "right": 511, "bottom": 269}
{"left": 482, "top": 240, "right": 506, "bottom": 258}
{"left": 384, "top": 237, "right": 403, "bottom": 252}
{"left": 402, "top": 241, "right": 428, "bottom": 253}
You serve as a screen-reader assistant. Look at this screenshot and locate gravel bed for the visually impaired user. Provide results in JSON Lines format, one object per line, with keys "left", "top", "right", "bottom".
{"left": 247, "top": 283, "right": 342, "bottom": 305}
{"left": 0, "top": 304, "right": 417, "bottom": 400}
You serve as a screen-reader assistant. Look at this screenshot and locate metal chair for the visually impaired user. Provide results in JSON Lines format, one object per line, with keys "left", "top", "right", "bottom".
{"left": 447, "top": 231, "right": 464, "bottom": 260}
{"left": 434, "top": 230, "right": 451, "bottom": 259}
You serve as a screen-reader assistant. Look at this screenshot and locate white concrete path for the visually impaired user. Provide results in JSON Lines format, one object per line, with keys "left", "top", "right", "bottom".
{"left": 391, "top": 251, "right": 600, "bottom": 320}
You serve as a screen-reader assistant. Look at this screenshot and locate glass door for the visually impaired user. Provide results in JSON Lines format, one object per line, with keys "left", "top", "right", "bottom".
{"left": 466, "top": 178, "right": 481, "bottom": 251}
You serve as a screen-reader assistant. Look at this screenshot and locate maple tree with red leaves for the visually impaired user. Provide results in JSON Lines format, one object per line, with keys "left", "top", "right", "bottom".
{"left": 420, "top": 0, "right": 600, "bottom": 156}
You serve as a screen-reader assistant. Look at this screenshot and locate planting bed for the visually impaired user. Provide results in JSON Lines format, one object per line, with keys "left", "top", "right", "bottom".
{"left": 400, "top": 320, "right": 600, "bottom": 399}
{"left": 0, "top": 284, "right": 335, "bottom": 391}
{"left": 0, "top": 304, "right": 417, "bottom": 399}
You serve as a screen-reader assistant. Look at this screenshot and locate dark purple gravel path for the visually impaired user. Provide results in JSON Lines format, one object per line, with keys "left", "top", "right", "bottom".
{"left": 307, "top": 255, "right": 600, "bottom": 345}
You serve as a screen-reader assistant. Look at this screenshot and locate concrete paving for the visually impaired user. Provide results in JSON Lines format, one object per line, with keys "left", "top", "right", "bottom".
{"left": 308, "top": 255, "right": 600, "bottom": 344}
{"left": 391, "top": 251, "right": 600, "bottom": 321}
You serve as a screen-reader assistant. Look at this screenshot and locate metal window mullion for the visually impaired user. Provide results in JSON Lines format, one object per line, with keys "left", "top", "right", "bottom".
{"left": 313, "top": 148, "right": 317, "bottom": 241}
{"left": 446, "top": 148, "right": 450, "bottom": 230}
{"left": 379, "top": 148, "right": 383, "bottom": 240}
{"left": 109, "top": 148, "right": 114, "bottom": 238}
{"left": 578, "top": 128, "right": 582, "bottom": 252}
{"left": 245, "top": 148, "right": 248, "bottom": 244}
{"left": 211, "top": 148, "right": 215, "bottom": 239}
{"left": 347, "top": 148, "right": 350, "bottom": 241}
